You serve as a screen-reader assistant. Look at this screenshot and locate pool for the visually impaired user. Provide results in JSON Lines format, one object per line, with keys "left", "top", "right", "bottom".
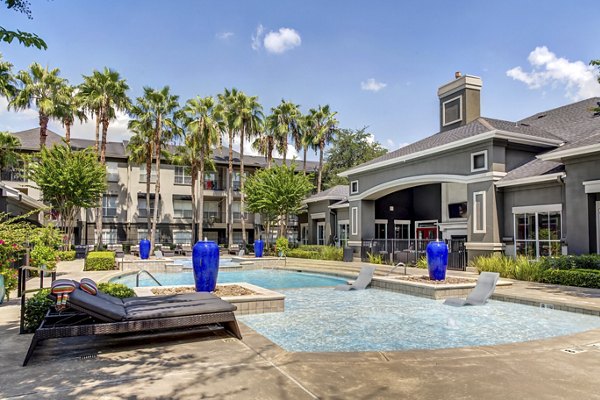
{"left": 112, "top": 269, "right": 348, "bottom": 290}
{"left": 239, "top": 288, "right": 600, "bottom": 352}
{"left": 173, "top": 259, "right": 240, "bottom": 268}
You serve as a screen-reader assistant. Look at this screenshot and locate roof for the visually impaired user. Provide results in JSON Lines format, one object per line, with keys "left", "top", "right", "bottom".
{"left": 496, "top": 159, "right": 564, "bottom": 187}
{"left": 340, "top": 117, "right": 562, "bottom": 177}
{"left": 304, "top": 185, "right": 349, "bottom": 204}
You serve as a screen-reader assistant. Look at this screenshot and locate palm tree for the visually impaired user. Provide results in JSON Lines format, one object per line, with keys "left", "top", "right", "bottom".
{"left": 307, "top": 105, "right": 338, "bottom": 192}
{"left": 217, "top": 88, "right": 239, "bottom": 248}
{"left": 0, "top": 131, "right": 21, "bottom": 174}
{"left": 252, "top": 128, "right": 275, "bottom": 168}
{"left": 299, "top": 114, "right": 317, "bottom": 175}
{"left": 56, "top": 85, "right": 87, "bottom": 145}
{"left": 78, "top": 71, "right": 104, "bottom": 155}
{"left": 0, "top": 54, "right": 16, "bottom": 101}
{"left": 269, "top": 99, "right": 301, "bottom": 164}
{"left": 231, "top": 91, "right": 263, "bottom": 246}
{"left": 9, "top": 62, "right": 66, "bottom": 148}
{"left": 128, "top": 99, "right": 155, "bottom": 236}
{"left": 180, "top": 96, "right": 223, "bottom": 242}
{"left": 140, "top": 86, "right": 179, "bottom": 250}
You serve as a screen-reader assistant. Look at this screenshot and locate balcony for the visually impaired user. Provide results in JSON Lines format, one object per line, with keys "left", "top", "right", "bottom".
{"left": 0, "top": 169, "right": 26, "bottom": 182}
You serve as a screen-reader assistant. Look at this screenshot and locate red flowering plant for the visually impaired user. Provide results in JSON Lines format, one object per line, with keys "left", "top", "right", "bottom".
{"left": 0, "top": 212, "right": 37, "bottom": 301}
{"left": 0, "top": 239, "right": 20, "bottom": 300}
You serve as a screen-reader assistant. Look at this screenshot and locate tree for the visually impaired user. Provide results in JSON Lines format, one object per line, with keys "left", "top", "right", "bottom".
{"left": 0, "top": 53, "right": 16, "bottom": 100}
{"left": 27, "top": 144, "right": 107, "bottom": 250}
{"left": 306, "top": 105, "right": 338, "bottom": 192}
{"left": 267, "top": 99, "right": 301, "bottom": 164}
{"left": 10, "top": 62, "right": 66, "bottom": 148}
{"left": 322, "top": 127, "right": 388, "bottom": 189}
{"left": 55, "top": 85, "right": 87, "bottom": 145}
{"left": 244, "top": 164, "right": 313, "bottom": 245}
{"left": 140, "top": 86, "right": 179, "bottom": 250}
{"left": 78, "top": 71, "right": 104, "bottom": 155}
{"left": 217, "top": 88, "right": 239, "bottom": 248}
{"left": 0, "top": 0, "right": 47, "bottom": 50}
{"left": 252, "top": 128, "right": 276, "bottom": 168}
{"left": 180, "top": 96, "right": 223, "bottom": 243}
{"left": 0, "top": 131, "right": 21, "bottom": 172}
{"left": 231, "top": 91, "right": 263, "bottom": 245}
{"left": 591, "top": 60, "right": 600, "bottom": 114}
{"left": 299, "top": 114, "right": 317, "bottom": 174}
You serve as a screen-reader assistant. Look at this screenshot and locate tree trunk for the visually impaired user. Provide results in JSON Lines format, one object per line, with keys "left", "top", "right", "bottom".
{"left": 191, "top": 164, "right": 198, "bottom": 243}
{"left": 39, "top": 113, "right": 49, "bottom": 148}
{"left": 95, "top": 113, "right": 109, "bottom": 249}
{"left": 94, "top": 111, "right": 101, "bottom": 156}
{"left": 65, "top": 121, "right": 71, "bottom": 146}
{"left": 240, "top": 125, "right": 246, "bottom": 246}
{"left": 282, "top": 137, "right": 287, "bottom": 165}
{"left": 303, "top": 146, "right": 307, "bottom": 175}
{"left": 198, "top": 158, "right": 205, "bottom": 242}
{"left": 145, "top": 143, "right": 152, "bottom": 236}
{"left": 227, "top": 131, "right": 233, "bottom": 248}
{"left": 151, "top": 119, "right": 162, "bottom": 252}
{"left": 317, "top": 141, "right": 324, "bottom": 193}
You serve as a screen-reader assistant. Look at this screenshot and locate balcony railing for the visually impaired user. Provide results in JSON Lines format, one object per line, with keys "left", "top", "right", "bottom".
{"left": 174, "top": 209, "right": 193, "bottom": 219}
{"left": 0, "top": 169, "right": 26, "bottom": 182}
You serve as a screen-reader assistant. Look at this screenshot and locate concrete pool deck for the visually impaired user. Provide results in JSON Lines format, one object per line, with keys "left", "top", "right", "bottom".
{"left": 1, "top": 258, "right": 599, "bottom": 399}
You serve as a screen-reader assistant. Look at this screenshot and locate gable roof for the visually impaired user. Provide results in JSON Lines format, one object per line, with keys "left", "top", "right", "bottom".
{"left": 304, "top": 185, "right": 349, "bottom": 204}
{"left": 496, "top": 159, "right": 564, "bottom": 187}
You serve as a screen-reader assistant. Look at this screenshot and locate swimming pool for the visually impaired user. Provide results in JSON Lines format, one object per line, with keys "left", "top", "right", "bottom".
{"left": 239, "top": 287, "right": 600, "bottom": 352}
{"left": 112, "top": 269, "right": 347, "bottom": 289}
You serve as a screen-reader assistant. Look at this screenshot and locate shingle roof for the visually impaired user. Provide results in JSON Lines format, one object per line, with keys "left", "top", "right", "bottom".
{"left": 305, "top": 185, "right": 349, "bottom": 203}
{"left": 499, "top": 159, "right": 564, "bottom": 182}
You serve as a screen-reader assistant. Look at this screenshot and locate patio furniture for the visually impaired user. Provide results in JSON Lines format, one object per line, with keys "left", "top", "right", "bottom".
{"left": 228, "top": 244, "right": 240, "bottom": 255}
{"left": 335, "top": 266, "right": 376, "bottom": 291}
{"left": 154, "top": 250, "right": 164, "bottom": 258}
{"left": 131, "top": 244, "right": 140, "bottom": 256}
{"left": 23, "top": 283, "right": 242, "bottom": 366}
{"left": 181, "top": 245, "right": 193, "bottom": 256}
{"left": 443, "top": 272, "right": 500, "bottom": 306}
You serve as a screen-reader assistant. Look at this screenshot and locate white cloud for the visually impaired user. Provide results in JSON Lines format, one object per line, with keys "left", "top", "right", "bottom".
{"left": 216, "top": 31, "right": 234, "bottom": 40}
{"left": 384, "top": 138, "right": 408, "bottom": 150}
{"left": 361, "top": 78, "right": 387, "bottom": 92}
{"left": 507, "top": 46, "right": 600, "bottom": 101}
{"left": 263, "top": 28, "right": 301, "bottom": 54}
{"left": 251, "top": 24, "right": 264, "bottom": 50}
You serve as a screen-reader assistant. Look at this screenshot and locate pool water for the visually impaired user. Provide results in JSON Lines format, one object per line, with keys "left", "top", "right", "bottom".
{"left": 239, "top": 287, "right": 600, "bottom": 352}
{"left": 112, "top": 269, "right": 347, "bottom": 289}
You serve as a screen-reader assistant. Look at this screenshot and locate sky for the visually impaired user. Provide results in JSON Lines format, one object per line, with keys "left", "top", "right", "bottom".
{"left": 1, "top": 0, "right": 600, "bottom": 159}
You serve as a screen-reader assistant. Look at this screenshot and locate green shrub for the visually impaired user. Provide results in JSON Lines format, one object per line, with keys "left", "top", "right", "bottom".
{"left": 286, "top": 245, "right": 343, "bottom": 261}
{"left": 366, "top": 252, "right": 383, "bottom": 264}
{"left": 24, "top": 289, "right": 53, "bottom": 332}
{"left": 540, "top": 269, "right": 600, "bottom": 289}
{"left": 84, "top": 251, "right": 116, "bottom": 271}
{"left": 286, "top": 248, "right": 317, "bottom": 259}
{"left": 470, "top": 255, "right": 544, "bottom": 281}
{"left": 415, "top": 256, "right": 428, "bottom": 269}
{"left": 275, "top": 237, "right": 289, "bottom": 256}
{"left": 320, "top": 246, "right": 343, "bottom": 261}
{"left": 57, "top": 250, "right": 76, "bottom": 261}
{"left": 30, "top": 245, "right": 58, "bottom": 270}
{"left": 98, "top": 282, "right": 136, "bottom": 298}
{"left": 537, "top": 255, "right": 600, "bottom": 271}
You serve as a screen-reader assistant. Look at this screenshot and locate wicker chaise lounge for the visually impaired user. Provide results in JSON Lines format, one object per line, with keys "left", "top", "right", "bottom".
{"left": 23, "top": 287, "right": 242, "bottom": 366}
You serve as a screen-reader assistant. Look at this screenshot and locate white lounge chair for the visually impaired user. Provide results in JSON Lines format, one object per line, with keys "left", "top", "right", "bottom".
{"left": 335, "top": 266, "right": 376, "bottom": 291}
{"left": 443, "top": 272, "right": 500, "bottom": 306}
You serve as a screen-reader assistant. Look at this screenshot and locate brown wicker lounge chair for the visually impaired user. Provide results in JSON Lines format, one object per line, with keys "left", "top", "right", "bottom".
{"left": 23, "top": 288, "right": 242, "bottom": 366}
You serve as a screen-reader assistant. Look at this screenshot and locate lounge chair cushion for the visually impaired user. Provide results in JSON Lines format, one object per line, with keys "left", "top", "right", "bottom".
{"left": 124, "top": 299, "right": 236, "bottom": 320}
{"left": 96, "top": 291, "right": 125, "bottom": 305}
{"left": 68, "top": 288, "right": 127, "bottom": 321}
{"left": 80, "top": 278, "right": 98, "bottom": 295}
{"left": 122, "top": 292, "right": 218, "bottom": 306}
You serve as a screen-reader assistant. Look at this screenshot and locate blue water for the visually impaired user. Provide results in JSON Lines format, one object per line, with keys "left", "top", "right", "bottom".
{"left": 112, "top": 269, "right": 347, "bottom": 289}
{"left": 239, "top": 288, "right": 600, "bottom": 352}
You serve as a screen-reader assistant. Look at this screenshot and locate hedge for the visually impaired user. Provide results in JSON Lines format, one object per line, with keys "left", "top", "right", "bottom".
{"left": 287, "top": 245, "right": 343, "bottom": 261}
{"left": 84, "top": 251, "right": 116, "bottom": 271}
{"left": 540, "top": 269, "right": 600, "bottom": 289}
{"left": 536, "top": 255, "right": 600, "bottom": 271}
{"left": 98, "top": 282, "right": 136, "bottom": 298}
{"left": 57, "top": 250, "right": 76, "bottom": 261}
{"left": 24, "top": 289, "right": 53, "bottom": 332}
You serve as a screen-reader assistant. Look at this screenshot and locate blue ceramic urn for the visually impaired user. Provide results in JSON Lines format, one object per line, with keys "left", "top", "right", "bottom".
{"left": 139, "top": 239, "right": 151, "bottom": 260}
{"left": 254, "top": 239, "right": 264, "bottom": 258}
{"left": 192, "top": 240, "right": 220, "bottom": 292}
{"left": 426, "top": 241, "right": 448, "bottom": 281}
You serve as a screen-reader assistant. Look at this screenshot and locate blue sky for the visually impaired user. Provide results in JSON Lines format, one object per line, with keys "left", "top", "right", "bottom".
{"left": 1, "top": 0, "right": 600, "bottom": 158}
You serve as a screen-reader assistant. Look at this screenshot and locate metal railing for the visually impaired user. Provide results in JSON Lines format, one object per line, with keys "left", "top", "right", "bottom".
{"left": 135, "top": 270, "right": 163, "bottom": 287}
{"left": 0, "top": 169, "right": 26, "bottom": 182}
{"left": 360, "top": 238, "right": 467, "bottom": 270}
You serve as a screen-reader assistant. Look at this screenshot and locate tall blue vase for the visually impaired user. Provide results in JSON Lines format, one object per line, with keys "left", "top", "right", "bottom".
{"left": 139, "top": 239, "right": 151, "bottom": 260}
{"left": 0, "top": 274, "right": 5, "bottom": 305}
{"left": 192, "top": 240, "right": 220, "bottom": 292}
{"left": 426, "top": 241, "right": 448, "bottom": 281}
{"left": 254, "top": 239, "right": 264, "bottom": 258}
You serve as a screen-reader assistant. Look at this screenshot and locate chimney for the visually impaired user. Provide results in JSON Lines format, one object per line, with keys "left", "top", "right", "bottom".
{"left": 437, "top": 73, "right": 482, "bottom": 132}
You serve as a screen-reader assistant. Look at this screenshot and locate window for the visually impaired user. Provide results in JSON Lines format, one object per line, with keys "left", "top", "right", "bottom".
{"left": 317, "top": 222, "right": 325, "bottom": 245}
{"left": 175, "top": 166, "right": 192, "bottom": 185}
{"left": 137, "top": 229, "right": 159, "bottom": 243}
{"left": 350, "top": 180, "right": 359, "bottom": 194}
{"left": 514, "top": 206, "right": 562, "bottom": 259}
{"left": 102, "top": 195, "right": 117, "bottom": 217}
{"left": 204, "top": 201, "right": 220, "bottom": 222}
{"left": 232, "top": 171, "right": 249, "bottom": 191}
{"left": 139, "top": 165, "right": 157, "bottom": 183}
{"left": 101, "top": 228, "right": 117, "bottom": 244}
{"left": 351, "top": 207, "right": 358, "bottom": 235}
{"left": 394, "top": 220, "right": 411, "bottom": 240}
{"left": 473, "top": 191, "right": 486, "bottom": 234}
{"left": 442, "top": 95, "right": 462, "bottom": 126}
{"left": 232, "top": 231, "right": 243, "bottom": 244}
{"left": 205, "top": 171, "right": 218, "bottom": 190}
{"left": 106, "top": 162, "right": 119, "bottom": 182}
{"left": 448, "top": 202, "right": 468, "bottom": 219}
{"left": 173, "top": 198, "right": 193, "bottom": 219}
{"left": 173, "top": 231, "right": 192, "bottom": 245}
{"left": 232, "top": 202, "right": 244, "bottom": 221}
{"left": 138, "top": 197, "right": 158, "bottom": 218}
{"left": 338, "top": 220, "right": 349, "bottom": 247}
{"left": 375, "top": 220, "right": 387, "bottom": 239}
{"left": 471, "top": 150, "right": 488, "bottom": 172}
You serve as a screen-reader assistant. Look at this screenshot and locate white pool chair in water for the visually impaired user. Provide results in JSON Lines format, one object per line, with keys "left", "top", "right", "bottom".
{"left": 335, "top": 266, "right": 376, "bottom": 291}
{"left": 443, "top": 272, "right": 500, "bottom": 306}
{"left": 154, "top": 250, "right": 164, "bottom": 259}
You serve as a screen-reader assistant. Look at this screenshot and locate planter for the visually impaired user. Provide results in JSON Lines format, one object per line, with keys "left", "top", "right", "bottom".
{"left": 0, "top": 274, "right": 4, "bottom": 305}
{"left": 192, "top": 240, "right": 220, "bottom": 292}
{"left": 254, "top": 240, "right": 264, "bottom": 258}
{"left": 426, "top": 241, "right": 448, "bottom": 281}
{"left": 139, "top": 239, "right": 151, "bottom": 260}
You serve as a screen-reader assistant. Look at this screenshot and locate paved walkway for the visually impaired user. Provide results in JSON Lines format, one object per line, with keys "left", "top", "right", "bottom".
{"left": 0, "top": 258, "right": 599, "bottom": 399}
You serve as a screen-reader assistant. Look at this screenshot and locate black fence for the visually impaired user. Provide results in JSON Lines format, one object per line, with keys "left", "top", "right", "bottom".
{"left": 360, "top": 238, "right": 468, "bottom": 271}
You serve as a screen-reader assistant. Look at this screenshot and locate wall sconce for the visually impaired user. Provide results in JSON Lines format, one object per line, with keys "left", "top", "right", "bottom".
{"left": 389, "top": 206, "right": 394, "bottom": 212}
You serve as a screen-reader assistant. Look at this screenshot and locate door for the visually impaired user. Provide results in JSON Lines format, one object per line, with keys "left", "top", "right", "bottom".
{"left": 317, "top": 222, "right": 325, "bottom": 245}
